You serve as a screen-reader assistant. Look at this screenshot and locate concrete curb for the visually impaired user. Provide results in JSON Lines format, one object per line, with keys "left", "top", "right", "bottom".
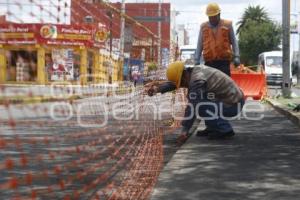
{"left": 266, "top": 98, "right": 300, "bottom": 128}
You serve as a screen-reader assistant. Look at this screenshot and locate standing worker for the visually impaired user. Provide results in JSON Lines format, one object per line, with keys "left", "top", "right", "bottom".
{"left": 194, "top": 3, "right": 240, "bottom": 76}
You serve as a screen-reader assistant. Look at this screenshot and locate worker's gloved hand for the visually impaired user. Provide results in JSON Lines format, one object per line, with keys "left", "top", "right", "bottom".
{"left": 147, "top": 85, "right": 158, "bottom": 96}
{"left": 176, "top": 130, "right": 191, "bottom": 146}
{"left": 144, "top": 81, "right": 159, "bottom": 96}
{"left": 233, "top": 57, "right": 240, "bottom": 67}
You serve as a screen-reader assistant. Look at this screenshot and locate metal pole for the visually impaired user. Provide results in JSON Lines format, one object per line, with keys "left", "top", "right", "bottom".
{"left": 106, "top": 11, "right": 113, "bottom": 57}
{"left": 151, "top": 36, "right": 154, "bottom": 62}
{"left": 158, "top": 0, "right": 162, "bottom": 69}
{"left": 110, "top": 17, "right": 113, "bottom": 57}
{"left": 120, "top": 0, "right": 125, "bottom": 60}
{"left": 282, "top": 0, "right": 292, "bottom": 97}
{"left": 298, "top": 12, "right": 300, "bottom": 85}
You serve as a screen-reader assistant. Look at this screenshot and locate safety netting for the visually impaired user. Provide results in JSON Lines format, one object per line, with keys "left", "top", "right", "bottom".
{"left": 0, "top": 85, "right": 186, "bottom": 199}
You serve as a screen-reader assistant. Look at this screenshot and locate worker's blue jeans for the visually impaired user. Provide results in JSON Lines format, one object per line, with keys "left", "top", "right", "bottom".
{"left": 196, "top": 97, "right": 245, "bottom": 133}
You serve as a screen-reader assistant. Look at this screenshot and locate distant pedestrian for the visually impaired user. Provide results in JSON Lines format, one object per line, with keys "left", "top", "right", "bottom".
{"left": 132, "top": 70, "right": 140, "bottom": 87}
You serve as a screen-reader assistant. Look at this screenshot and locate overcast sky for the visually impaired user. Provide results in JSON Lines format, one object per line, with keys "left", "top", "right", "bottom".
{"left": 112, "top": 0, "right": 300, "bottom": 51}
{"left": 172, "top": 0, "right": 299, "bottom": 44}
{"left": 1, "top": 0, "right": 300, "bottom": 50}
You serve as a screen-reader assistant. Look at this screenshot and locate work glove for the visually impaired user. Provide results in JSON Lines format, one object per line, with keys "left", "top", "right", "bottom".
{"left": 233, "top": 57, "right": 241, "bottom": 67}
{"left": 147, "top": 86, "right": 158, "bottom": 96}
{"left": 176, "top": 129, "right": 191, "bottom": 146}
{"left": 144, "top": 81, "right": 159, "bottom": 96}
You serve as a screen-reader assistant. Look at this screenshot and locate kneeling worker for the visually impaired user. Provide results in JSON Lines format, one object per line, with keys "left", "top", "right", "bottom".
{"left": 145, "top": 62, "right": 245, "bottom": 140}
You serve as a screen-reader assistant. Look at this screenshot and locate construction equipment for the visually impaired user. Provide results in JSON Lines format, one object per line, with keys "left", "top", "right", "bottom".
{"left": 231, "top": 65, "right": 267, "bottom": 100}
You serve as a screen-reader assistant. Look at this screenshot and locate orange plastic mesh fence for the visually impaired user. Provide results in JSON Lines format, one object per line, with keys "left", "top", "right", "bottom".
{"left": 0, "top": 85, "right": 186, "bottom": 199}
{"left": 0, "top": 1, "right": 186, "bottom": 199}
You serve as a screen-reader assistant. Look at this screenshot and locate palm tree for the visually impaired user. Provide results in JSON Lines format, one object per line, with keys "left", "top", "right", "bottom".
{"left": 236, "top": 5, "right": 270, "bottom": 34}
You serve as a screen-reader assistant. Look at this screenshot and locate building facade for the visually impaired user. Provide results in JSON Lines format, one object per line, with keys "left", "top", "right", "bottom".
{"left": 71, "top": 1, "right": 171, "bottom": 64}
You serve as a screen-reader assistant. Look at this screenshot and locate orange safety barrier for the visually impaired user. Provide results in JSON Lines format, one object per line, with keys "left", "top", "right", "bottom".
{"left": 0, "top": 84, "right": 186, "bottom": 200}
{"left": 0, "top": 1, "right": 188, "bottom": 199}
{"left": 231, "top": 65, "right": 267, "bottom": 100}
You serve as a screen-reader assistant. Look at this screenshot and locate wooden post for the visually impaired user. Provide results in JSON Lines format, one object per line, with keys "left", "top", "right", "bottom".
{"left": 80, "top": 47, "right": 87, "bottom": 85}
{"left": 0, "top": 47, "right": 6, "bottom": 84}
{"left": 94, "top": 52, "right": 100, "bottom": 83}
{"left": 37, "top": 46, "right": 46, "bottom": 84}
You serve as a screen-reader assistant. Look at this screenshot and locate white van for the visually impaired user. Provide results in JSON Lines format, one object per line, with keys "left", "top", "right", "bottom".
{"left": 179, "top": 45, "right": 196, "bottom": 68}
{"left": 258, "top": 51, "right": 283, "bottom": 85}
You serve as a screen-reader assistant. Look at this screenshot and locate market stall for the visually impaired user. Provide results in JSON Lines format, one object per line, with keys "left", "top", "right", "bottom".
{"left": 0, "top": 23, "right": 121, "bottom": 85}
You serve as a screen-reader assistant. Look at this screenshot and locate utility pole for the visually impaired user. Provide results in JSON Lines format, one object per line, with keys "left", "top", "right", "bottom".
{"left": 298, "top": 11, "right": 300, "bottom": 85}
{"left": 157, "top": 0, "right": 162, "bottom": 69}
{"left": 282, "top": 0, "right": 292, "bottom": 97}
{"left": 120, "top": 0, "right": 125, "bottom": 61}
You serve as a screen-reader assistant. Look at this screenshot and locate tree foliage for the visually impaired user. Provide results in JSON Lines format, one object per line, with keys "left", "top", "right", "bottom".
{"left": 237, "top": 5, "right": 281, "bottom": 65}
{"left": 146, "top": 62, "right": 158, "bottom": 72}
{"left": 236, "top": 5, "right": 270, "bottom": 34}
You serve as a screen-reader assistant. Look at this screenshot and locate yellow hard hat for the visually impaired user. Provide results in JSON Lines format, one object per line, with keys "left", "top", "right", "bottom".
{"left": 166, "top": 61, "right": 185, "bottom": 88}
{"left": 206, "top": 3, "right": 221, "bottom": 17}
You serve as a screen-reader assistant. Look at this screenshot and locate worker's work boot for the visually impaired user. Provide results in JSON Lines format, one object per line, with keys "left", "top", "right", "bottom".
{"left": 196, "top": 128, "right": 213, "bottom": 137}
{"left": 207, "top": 130, "right": 235, "bottom": 140}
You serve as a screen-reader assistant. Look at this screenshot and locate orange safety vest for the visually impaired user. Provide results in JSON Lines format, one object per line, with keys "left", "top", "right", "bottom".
{"left": 201, "top": 19, "right": 232, "bottom": 62}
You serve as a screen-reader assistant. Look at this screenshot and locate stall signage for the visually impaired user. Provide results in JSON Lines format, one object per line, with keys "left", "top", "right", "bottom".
{"left": 0, "top": 24, "right": 37, "bottom": 44}
{"left": 0, "top": 23, "right": 108, "bottom": 47}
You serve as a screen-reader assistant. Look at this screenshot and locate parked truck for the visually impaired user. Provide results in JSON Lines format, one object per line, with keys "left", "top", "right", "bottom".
{"left": 258, "top": 51, "right": 283, "bottom": 85}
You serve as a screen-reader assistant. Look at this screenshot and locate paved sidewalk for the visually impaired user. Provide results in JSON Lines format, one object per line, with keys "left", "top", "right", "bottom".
{"left": 151, "top": 103, "right": 300, "bottom": 200}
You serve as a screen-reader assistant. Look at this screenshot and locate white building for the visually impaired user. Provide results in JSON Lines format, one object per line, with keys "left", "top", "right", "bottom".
{"left": 176, "top": 24, "right": 189, "bottom": 47}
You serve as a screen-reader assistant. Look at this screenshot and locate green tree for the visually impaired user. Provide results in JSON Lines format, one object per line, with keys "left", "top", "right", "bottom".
{"left": 238, "top": 20, "right": 281, "bottom": 65}
{"left": 237, "top": 5, "right": 281, "bottom": 65}
{"left": 236, "top": 5, "right": 270, "bottom": 34}
{"left": 147, "top": 62, "right": 158, "bottom": 71}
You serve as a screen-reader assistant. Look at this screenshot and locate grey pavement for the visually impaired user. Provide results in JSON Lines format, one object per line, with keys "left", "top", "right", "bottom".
{"left": 151, "top": 102, "right": 300, "bottom": 200}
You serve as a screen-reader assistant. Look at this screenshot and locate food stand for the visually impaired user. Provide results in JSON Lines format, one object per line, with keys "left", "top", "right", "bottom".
{"left": 0, "top": 23, "right": 122, "bottom": 85}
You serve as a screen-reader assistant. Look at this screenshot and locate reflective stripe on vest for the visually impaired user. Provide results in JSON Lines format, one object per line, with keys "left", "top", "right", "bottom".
{"left": 202, "top": 19, "right": 232, "bottom": 62}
